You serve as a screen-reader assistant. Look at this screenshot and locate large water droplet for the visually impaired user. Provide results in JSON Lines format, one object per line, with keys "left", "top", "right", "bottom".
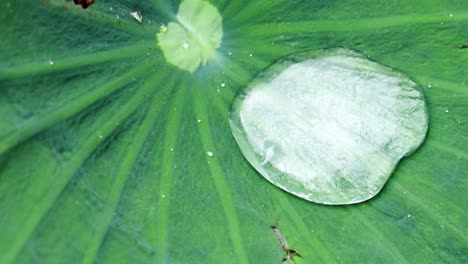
{"left": 229, "top": 48, "right": 429, "bottom": 205}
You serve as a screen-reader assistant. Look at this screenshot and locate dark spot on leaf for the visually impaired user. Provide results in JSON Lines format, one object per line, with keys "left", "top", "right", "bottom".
{"left": 73, "top": 0, "right": 95, "bottom": 9}
{"left": 458, "top": 44, "right": 468, "bottom": 49}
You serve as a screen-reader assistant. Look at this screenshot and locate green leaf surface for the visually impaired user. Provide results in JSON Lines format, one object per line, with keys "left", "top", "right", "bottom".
{"left": 0, "top": 0, "right": 467, "bottom": 263}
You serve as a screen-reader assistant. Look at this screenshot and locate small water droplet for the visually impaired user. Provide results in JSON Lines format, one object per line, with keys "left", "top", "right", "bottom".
{"left": 160, "top": 24, "right": 168, "bottom": 33}
{"left": 48, "top": 59, "right": 54, "bottom": 65}
{"left": 207, "top": 151, "right": 214, "bottom": 157}
{"left": 427, "top": 84, "right": 432, "bottom": 88}
{"left": 130, "top": 11, "right": 143, "bottom": 23}
{"left": 183, "top": 42, "right": 190, "bottom": 49}
{"left": 249, "top": 53, "right": 253, "bottom": 57}
{"left": 147, "top": 52, "right": 150, "bottom": 56}
{"left": 217, "top": 88, "right": 221, "bottom": 93}
{"left": 161, "top": 194, "right": 166, "bottom": 198}
{"left": 445, "top": 108, "right": 449, "bottom": 113}
{"left": 116, "top": 14, "right": 120, "bottom": 19}
{"left": 221, "top": 82, "right": 226, "bottom": 87}
{"left": 109, "top": 7, "right": 113, "bottom": 11}
{"left": 196, "top": 117, "right": 202, "bottom": 123}
{"left": 228, "top": 51, "right": 232, "bottom": 56}
{"left": 407, "top": 213, "right": 412, "bottom": 218}
{"left": 170, "top": 147, "right": 174, "bottom": 151}
{"left": 449, "top": 13, "right": 454, "bottom": 18}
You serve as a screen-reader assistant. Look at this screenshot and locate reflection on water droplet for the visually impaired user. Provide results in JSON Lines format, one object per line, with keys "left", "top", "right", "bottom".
{"left": 221, "top": 82, "right": 226, "bottom": 87}
{"left": 407, "top": 213, "right": 412, "bottom": 218}
{"left": 449, "top": 13, "right": 454, "bottom": 17}
{"left": 249, "top": 53, "right": 253, "bottom": 57}
{"left": 48, "top": 59, "right": 54, "bottom": 65}
{"left": 445, "top": 108, "right": 449, "bottom": 113}
{"left": 427, "top": 84, "right": 432, "bottom": 88}
{"left": 161, "top": 194, "right": 166, "bottom": 198}
{"left": 207, "top": 151, "right": 214, "bottom": 157}
{"left": 196, "top": 117, "right": 202, "bottom": 123}
{"left": 183, "top": 42, "right": 190, "bottom": 49}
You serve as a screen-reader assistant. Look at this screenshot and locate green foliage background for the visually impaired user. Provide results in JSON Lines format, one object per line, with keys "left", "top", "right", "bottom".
{"left": 0, "top": 0, "right": 467, "bottom": 263}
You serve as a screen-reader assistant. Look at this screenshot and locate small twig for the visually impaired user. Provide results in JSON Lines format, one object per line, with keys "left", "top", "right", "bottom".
{"left": 271, "top": 221, "right": 302, "bottom": 264}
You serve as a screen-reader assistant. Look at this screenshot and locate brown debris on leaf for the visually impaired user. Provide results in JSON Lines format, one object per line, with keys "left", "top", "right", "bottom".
{"left": 271, "top": 222, "right": 302, "bottom": 264}
{"left": 73, "top": 0, "right": 94, "bottom": 9}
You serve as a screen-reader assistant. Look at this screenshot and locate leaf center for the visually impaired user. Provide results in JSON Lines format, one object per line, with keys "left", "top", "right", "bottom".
{"left": 157, "top": 0, "right": 223, "bottom": 73}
